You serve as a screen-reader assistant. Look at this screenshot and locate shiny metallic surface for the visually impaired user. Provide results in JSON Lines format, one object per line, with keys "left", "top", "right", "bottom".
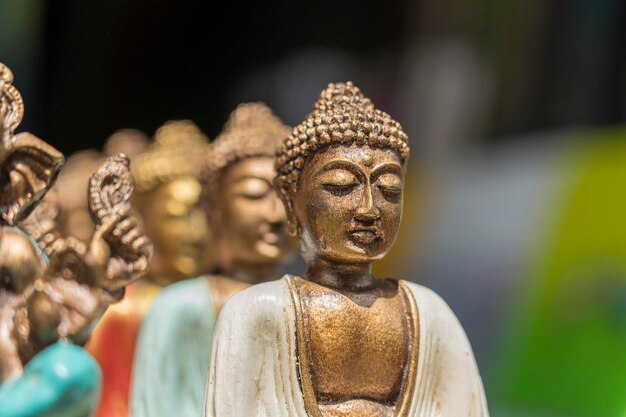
{"left": 0, "top": 63, "right": 152, "bottom": 385}
{"left": 132, "top": 120, "right": 210, "bottom": 285}
{"left": 277, "top": 83, "right": 415, "bottom": 417}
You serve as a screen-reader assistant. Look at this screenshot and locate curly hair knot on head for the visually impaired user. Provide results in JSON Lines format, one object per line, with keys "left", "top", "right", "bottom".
{"left": 275, "top": 82, "right": 409, "bottom": 194}
{"left": 200, "top": 102, "right": 290, "bottom": 209}
{"left": 132, "top": 120, "right": 209, "bottom": 194}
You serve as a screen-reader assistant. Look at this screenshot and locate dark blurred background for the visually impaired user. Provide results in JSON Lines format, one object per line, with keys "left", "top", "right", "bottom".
{"left": 2, "top": 1, "right": 626, "bottom": 416}
{"left": 3, "top": 0, "right": 625, "bottom": 153}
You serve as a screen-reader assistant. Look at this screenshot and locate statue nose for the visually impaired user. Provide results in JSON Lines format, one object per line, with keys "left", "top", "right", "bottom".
{"left": 355, "top": 186, "right": 380, "bottom": 223}
{"left": 185, "top": 210, "right": 207, "bottom": 243}
{"left": 266, "top": 193, "right": 287, "bottom": 225}
{"left": 355, "top": 207, "right": 380, "bottom": 223}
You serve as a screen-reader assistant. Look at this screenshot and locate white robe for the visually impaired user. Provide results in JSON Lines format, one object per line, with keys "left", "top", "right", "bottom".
{"left": 203, "top": 276, "right": 489, "bottom": 417}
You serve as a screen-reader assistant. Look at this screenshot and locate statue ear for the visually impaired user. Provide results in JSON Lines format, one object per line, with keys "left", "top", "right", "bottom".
{"left": 274, "top": 177, "right": 298, "bottom": 237}
{"left": 0, "top": 133, "right": 64, "bottom": 225}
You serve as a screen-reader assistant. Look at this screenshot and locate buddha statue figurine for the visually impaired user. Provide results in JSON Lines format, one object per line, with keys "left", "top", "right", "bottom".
{"left": 53, "top": 129, "right": 149, "bottom": 244}
{"left": 0, "top": 62, "right": 152, "bottom": 417}
{"left": 131, "top": 121, "right": 211, "bottom": 284}
{"left": 131, "top": 103, "right": 297, "bottom": 417}
{"left": 85, "top": 121, "right": 210, "bottom": 417}
{"left": 203, "top": 83, "right": 489, "bottom": 417}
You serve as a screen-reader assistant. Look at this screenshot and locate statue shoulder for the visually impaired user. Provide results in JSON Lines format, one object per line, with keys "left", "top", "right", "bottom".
{"left": 399, "top": 280, "right": 466, "bottom": 329}
{"left": 217, "top": 276, "right": 293, "bottom": 329}
{"left": 401, "top": 280, "right": 449, "bottom": 306}
{"left": 148, "top": 276, "right": 212, "bottom": 319}
{"left": 398, "top": 280, "right": 489, "bottom": 416}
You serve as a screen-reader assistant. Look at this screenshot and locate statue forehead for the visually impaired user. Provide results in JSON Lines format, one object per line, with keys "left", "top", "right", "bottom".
{"left": 302, "top": 144, "right": 403, "bottom": 175}
{"left": 221, "top": 156, "right": 276, "bottom": 184}
{"left": 154, "top": 177, "right": 201, "bottom": 204}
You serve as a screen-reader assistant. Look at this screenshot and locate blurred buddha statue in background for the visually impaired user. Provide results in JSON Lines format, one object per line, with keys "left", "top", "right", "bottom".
{"left": 132, "top": 121, "right": 212, "bottom": 284}
{"left": 87, "top": 121, "right": 209, "bottom": 417}
{"left": 102, "top": 128, "right": 150, "bottom": 161}
{"left": 54, "top": 129, "right": 149, "bottom": 243}
{"left": 131, "top": 103, "right": 297, "bottom": 417}
{"left": 203, "top": 83, "right": 489, "bottom": 417}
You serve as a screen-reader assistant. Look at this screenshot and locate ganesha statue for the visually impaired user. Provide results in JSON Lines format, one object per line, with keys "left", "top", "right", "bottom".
{"left": 0, "top": 62, "right": 152, "bottom": 417}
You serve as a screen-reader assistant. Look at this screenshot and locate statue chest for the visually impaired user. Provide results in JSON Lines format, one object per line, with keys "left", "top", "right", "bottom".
{"left": 296, "top": 280, "right": 411, "bottom": 403}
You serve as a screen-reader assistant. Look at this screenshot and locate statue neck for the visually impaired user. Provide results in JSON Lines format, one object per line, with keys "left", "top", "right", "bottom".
{"left": 304, "top": 258, "right": 375, "bottom": 291}
{"left": 213, "top": 232, "right": 281, "bottom": 284}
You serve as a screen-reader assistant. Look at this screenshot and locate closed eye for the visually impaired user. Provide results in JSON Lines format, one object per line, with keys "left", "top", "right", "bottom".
{"left": 378, "top": 185, "right": 401, "bottom": 203}
{"left": 318, "top": 168, "right": 359, "bottom": 196}
{"left": 322, "top": 182, "right": 357, "bottom": 197}
{"left": 376, "top": 172, "right": 402, "bottom": 202}
{"left": 234, "top": 178, "right": 272, "bottom": 200}
{"left": 378, "top": 184, "right": 401, "bottom": 193}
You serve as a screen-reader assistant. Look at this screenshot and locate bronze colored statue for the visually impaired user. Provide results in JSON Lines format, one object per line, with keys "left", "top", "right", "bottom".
{"left": 27, "top": 130, "right": 151, "bottom": 417}
{"left": 132, "top": 120, "right": 211, "bottom": 284}
{"left": 53, "top": 129, "right": 149, "bottom": 244}
{"left": 203, "top": 83, "right": 488, "bottom": 417}
{"left": 87, "top": 120, "right": 210, "bottom": 417}
{"left": 131, "top": 103, "right": 297, "bottom": 417}
{"left": 0, "top": 62, "right": 151, "bottom": 417}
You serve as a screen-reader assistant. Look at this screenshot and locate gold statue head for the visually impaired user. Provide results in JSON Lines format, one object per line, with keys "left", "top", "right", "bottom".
{"left": 275, "top": 82, "right": 409, "bottom": 265}
{"left": 102, "top": 128, "right": 150, "bottom": 160}
{"left": 132, "top": 121, "right": 210, "bottom": 285}
{"left": 201, "top": 103, "right": 296, "bottom": 279}
{"left": 53, "top": 129, "right": 149, "bottom": 243}
{"left": 0, "top": 63, "right": 64, "bottom": 226}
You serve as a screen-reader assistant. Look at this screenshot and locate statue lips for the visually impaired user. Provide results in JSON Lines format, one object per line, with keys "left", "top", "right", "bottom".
{"left": 348, "top": 226, "right": 382, "bottom": 247}
{"left": 258, "top": 220, "right": 290, "bottom": 254}
{"left": 261, "top": 231, "right": 280, "bottom": 245}
{"left": 256, "top": 229, "right": 287, "bottom": 259}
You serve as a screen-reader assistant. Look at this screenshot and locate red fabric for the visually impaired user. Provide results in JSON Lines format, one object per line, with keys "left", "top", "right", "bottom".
{"left": 86, "top": 284, "right": 158, "bottom": 417}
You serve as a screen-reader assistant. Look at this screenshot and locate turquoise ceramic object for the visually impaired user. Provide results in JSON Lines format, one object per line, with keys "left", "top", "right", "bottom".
{"left": 0, "top": 342, "right": 101, "bottom": 417}
{"left": 131, "top": 276, "right": 216, "bottom": 417}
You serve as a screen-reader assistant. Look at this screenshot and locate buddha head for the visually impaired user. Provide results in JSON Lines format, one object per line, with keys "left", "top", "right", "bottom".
{"left": 54, "top": 129, "right": 149, "bottom": 243}
{"left": 132, "top": 121, "right": 210, "bottom": 285}
{"left": 102, "top": 128, "right": 150, "bottom": 160}
{"left": 275, "top": 82, "right": 410, "bottom": 266}
{"left": 201, "top": 103, "right": 296, "bottom": 279}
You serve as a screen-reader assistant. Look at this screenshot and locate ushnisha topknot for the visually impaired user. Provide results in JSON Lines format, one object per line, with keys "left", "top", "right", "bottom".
{"left": 132, "top": 120, "right": 209, "bottom": 193}
{"left": 275, "top": 82, "right": 409, "bottom": 193}
{"left": 201, "top": 102, "right": 290, "bottom": 207}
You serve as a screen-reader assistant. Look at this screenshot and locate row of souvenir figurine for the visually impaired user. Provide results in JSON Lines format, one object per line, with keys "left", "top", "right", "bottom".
{"left": 0, "top": 62, "right": 489, "bottom": 417}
